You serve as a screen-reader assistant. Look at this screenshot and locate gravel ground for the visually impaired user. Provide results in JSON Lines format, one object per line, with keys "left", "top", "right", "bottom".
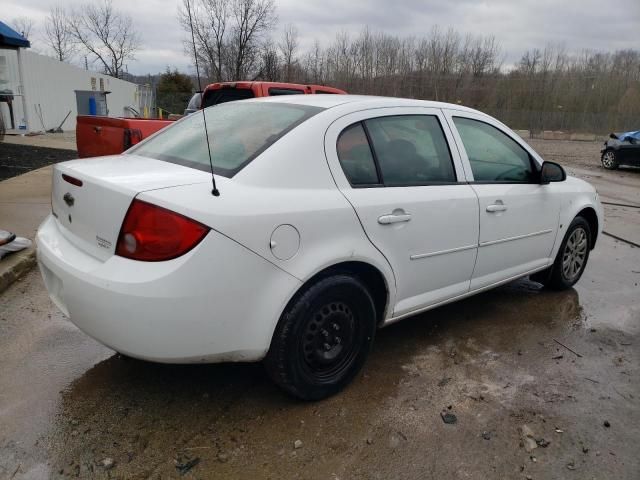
{"left": 0, "top": 143, "right": 77, "bottom": 181}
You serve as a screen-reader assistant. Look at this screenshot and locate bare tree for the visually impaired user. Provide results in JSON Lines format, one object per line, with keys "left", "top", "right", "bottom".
{"left": 259, "top": 42, "right": 279, "bottom": 80}
{"left": 229, "top": 0, "right": 277, "bottom": 79}
{"left": 179, "top": 0, "right": 228, "bottom": 82}
{"left": 44, "top": 6, "right": 76, "bottom": 62}
{"left": 179, "top": 0, "right": 276, "bottom": 81}
{"left": 11, "top": 17, "right": 34, "bottom": 40}
{"left": 68, "top": 0, "right": 140, "bottom": 78}
{"left": 279, "top": 24, "right": 298, "bottom": 82}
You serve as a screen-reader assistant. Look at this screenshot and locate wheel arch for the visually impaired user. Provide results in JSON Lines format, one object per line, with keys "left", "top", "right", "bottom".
{"left": 282, "top": 261, "right": 391, "bottom": 329}
{"left": 576, "top": 206, "right": 599, "bottom": 249}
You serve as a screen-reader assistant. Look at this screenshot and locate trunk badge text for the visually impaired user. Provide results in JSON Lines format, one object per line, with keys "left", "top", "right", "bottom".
{"left": 63, "top": 192, "right": 75, "bottom": 207}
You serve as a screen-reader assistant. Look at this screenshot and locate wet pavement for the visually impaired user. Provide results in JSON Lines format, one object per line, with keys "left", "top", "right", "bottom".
{"left": 1, "top": 141, "right": 639, "bottom": 479}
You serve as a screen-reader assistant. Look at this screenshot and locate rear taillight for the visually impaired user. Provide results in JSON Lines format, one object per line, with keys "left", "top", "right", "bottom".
{"left": 123, "top": 128, "right": 143, "bottom": 150}
{"left": 116, "top": 199, "right": 209, "bottom": 261}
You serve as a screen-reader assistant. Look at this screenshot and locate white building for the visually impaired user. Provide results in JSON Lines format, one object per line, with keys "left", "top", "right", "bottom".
{"left": 0, "top": 21, "right": 138, "bottom": 134}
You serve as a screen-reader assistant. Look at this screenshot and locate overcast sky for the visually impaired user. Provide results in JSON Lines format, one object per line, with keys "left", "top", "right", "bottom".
{"left": 5, "top": 0, "right": 640, "bottom": 75}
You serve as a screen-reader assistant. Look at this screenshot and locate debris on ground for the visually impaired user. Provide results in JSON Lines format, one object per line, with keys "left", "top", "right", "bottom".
{"left": 482, "top": 431, "right": 491, "bottom": 440}
{"left": 99, "top": 458, "right": 115, "bottom": 470}
{"left": 567, "top": 460, "right": 576, "bottom": 470}
{"left": 294, "top": 440, "right": 303, "bottom": 449}
{"left": 217, "top": 453, "right": 229, "bottom": 463}
{"left": 440, "top": 411, "right": 457, "bottom": 424}
{"left": 536, "top": 438, "right": 550, "bottom": 448}
{"left": 175, "top": 457, "right": 200, "bottom": 475}
{"left": 437, "top": 377, "right": 452, "bottom": 387}
{"left": 604, "top": 420, "right": 611, "bottom": 428}
{"left": 520, "top": 425, "right": 538, "bottom": 452}
{"left": 553, "top": 338, "right": 583, "bottom": 358}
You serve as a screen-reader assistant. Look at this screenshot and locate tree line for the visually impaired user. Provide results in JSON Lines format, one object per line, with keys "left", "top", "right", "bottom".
{"left": 12, "top": 0, "right": 640, "bottom": 132}
{"left": 179, "top": 0, "right": 639, "bottom": 133}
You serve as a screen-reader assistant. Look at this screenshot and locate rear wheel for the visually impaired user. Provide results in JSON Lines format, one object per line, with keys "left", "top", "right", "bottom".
{"left": 265, "top": 275, "right": 377, "bottom": 400}
{"left": 601, "top": 150, "right": 619, "bottom": 170}
{"left": 532, "top": 216, "right": 591, "bottom": 290}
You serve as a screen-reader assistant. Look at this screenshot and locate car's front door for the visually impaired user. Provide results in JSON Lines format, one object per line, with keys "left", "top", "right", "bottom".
{"left": 619, "top": 133, "right": 640, "bottom": 165}
{"left": 444, "top": 111, "right": 561, "bottom": 290}
{"left": 324, "top": 108, "right": 479, "bottom": 317}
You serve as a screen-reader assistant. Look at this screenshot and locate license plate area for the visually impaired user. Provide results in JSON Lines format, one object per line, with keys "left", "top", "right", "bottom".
{"left": 40, "top": 262, "right": 69, "bottom": 317}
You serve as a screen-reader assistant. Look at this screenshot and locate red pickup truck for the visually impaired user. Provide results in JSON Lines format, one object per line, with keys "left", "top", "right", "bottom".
{"left": 76, "top": 81, "right": 346, "bottom": 158}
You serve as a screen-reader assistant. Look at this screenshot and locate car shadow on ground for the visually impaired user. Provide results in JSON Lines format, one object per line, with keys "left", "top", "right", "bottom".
{"left": 48, "top": 280, "right": 584, "bottom": 478}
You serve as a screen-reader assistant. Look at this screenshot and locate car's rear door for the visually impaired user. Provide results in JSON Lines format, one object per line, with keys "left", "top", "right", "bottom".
{"left": 443, "top": 110, "right": 561, "bottom": 290}
{"left": 324, "top": 108, "right": 479, "bottom": 317}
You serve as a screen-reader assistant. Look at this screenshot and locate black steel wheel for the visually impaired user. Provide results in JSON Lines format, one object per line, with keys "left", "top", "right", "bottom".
{"left": 265, "top": 274, "right": 377, "bottom": 400}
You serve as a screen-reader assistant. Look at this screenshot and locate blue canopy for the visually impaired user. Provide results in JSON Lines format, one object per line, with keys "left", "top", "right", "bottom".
{"left": 0, "top": 21, "right": 31, "bottom": 48}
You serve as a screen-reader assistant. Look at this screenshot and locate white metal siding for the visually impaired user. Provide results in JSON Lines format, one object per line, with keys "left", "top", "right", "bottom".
{"left": 19, "top": 50, "right": 137, "bottom": 132}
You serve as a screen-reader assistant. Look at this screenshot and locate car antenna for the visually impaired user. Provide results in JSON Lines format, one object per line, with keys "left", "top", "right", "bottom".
{"left": 186, "top": 0, "right": 220, "bottom": 197}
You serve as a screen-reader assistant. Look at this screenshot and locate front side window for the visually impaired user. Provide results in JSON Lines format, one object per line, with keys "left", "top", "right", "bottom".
{"left": 131, "top": 102, "right": 323, "bottom": 177}
{"left": 364, "top": 115, "right": 456, "bottom": 186}
{"left": 453, "top": 117, "right": 536, "bottom": 182}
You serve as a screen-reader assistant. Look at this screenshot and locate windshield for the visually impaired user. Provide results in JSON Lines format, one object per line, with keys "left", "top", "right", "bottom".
{"left": 186, "top": 92, "right": 201, "bottom": 111}
{"left": 130, "top": 102, "right": 323, "bottom": 177}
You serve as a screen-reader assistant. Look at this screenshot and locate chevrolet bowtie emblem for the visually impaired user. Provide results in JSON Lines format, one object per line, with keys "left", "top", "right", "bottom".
{"left": 63, "top": 192, "right": 75, "bottom": 207}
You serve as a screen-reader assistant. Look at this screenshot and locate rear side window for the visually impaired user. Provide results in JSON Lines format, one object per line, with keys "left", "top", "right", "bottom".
{"left": 201, "top": 88, "right": 255, "bottom": 108}
{"left": 268, "top": 88, "right": 304, "bottom": 96}
{"left": 130, "top": 103, "right": 323, "bottom": 177}
{"left": 364, "top": 115, "right": 456, "bottom": 186}
{"left": 337, "top": 123, "right": 379, "bottom": 185}
{"left": 453, "top": 117, "right": 535, "bottom": 183}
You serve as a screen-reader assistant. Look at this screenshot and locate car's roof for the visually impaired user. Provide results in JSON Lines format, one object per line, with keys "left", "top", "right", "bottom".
{"left": 249, "top": 94, "right": 482, "bottom": 115}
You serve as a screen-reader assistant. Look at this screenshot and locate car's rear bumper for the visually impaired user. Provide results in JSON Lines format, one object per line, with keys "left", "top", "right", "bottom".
{"left": 36, "top": 215, "right": 300, "bottom": 363}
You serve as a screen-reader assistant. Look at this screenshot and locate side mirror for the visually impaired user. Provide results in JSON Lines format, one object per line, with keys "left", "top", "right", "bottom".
{"left": 540, "top": 161, "right": 566, "bottom": 184}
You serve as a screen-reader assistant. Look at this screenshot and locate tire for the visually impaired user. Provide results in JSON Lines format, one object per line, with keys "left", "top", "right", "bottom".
{"left": 265, "top": 274, "right": 377, "bottom": 400}
{"left": 534, "top": 216, "right": 591, "bottom": 290}
{"left": 601, "top": 149, "right": 619, "bottom": 170}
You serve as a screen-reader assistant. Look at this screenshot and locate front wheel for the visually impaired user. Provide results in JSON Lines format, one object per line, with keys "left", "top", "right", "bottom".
{"left": 532, "top": 216, "right": 591, "bottom": 290}
{"left": 265, "top": 275, "right": 377, "bottom": 400}
{"left": 601, "top": 150, "right": 619, "bottom": 170}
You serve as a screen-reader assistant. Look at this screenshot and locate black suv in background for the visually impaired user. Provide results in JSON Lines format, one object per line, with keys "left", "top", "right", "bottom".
{"left": 601, "top": 131, "right": 640, "bottom": 169}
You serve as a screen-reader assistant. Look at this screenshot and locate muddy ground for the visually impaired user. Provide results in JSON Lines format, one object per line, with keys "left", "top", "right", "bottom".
{"left": 0, "top": 139, "right": 638, "bottom": 479}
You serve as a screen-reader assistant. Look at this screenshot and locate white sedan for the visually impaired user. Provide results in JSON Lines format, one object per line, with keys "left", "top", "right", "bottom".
{"left": 37, "top": 95, "right": 602, "bottom": 400}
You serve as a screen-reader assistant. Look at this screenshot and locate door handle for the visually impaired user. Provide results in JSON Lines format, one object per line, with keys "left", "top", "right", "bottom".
{"left": 378, "top": 212, "right": 412, "bottom": 224}
{"left": 486, "top": 203, "right": 507, "bottom": 213}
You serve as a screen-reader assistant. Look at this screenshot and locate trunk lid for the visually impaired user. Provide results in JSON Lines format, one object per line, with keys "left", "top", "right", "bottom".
{"left": 51, "top": 154, "right": 211, "bottom": 261}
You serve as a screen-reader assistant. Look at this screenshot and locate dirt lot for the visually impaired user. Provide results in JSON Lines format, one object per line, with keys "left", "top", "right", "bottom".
{"left": 0, "top": 139, "right": 638, "bottom": 479}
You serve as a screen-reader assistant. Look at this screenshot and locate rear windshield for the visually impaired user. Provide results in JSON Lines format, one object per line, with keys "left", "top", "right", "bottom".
{"left": 201, "top": 88, "right": 255, "bottom": 108}
{"left": 130, "top": 102, "right": 323, "bottom": 177}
